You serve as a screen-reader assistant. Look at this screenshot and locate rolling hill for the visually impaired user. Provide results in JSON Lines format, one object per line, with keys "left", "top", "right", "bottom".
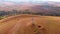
{"left": 0, "top": 1, "right": 60, "bottom": 34}
{"left": 0, "top": 1, "right": 60, "bottom": 16}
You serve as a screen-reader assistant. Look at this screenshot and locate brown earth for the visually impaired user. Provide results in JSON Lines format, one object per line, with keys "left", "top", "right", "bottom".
{"left": 0, "top": 14, "right": 60, "bottom": 34}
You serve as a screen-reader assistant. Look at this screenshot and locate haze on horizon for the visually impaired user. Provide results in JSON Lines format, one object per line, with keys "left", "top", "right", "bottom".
{"left": 0, "top": 0, "right": 60, "bottom": 3}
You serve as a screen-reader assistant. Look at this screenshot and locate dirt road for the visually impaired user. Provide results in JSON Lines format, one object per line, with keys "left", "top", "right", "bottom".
{"left": 0, "top": 14, "right": 60, "bottom": 34}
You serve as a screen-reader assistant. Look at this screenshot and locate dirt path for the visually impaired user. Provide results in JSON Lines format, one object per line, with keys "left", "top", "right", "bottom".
{"left": 0, "top": 14, "right": 60, "bottom": 34}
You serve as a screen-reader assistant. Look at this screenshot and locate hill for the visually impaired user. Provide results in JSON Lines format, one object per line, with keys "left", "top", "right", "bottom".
{"left": 0, "top": 14, "right": 60, "bottom": 34}
{"left": 0, "top": 1, "right": 60, "bottom": 16}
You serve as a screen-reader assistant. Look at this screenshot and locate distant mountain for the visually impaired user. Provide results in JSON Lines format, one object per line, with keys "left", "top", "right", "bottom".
{"left": 0, "top": 1, "right": 60, "bottom": 16}
{"left": 0, "top": 1, "right": 60, "bottom": 11}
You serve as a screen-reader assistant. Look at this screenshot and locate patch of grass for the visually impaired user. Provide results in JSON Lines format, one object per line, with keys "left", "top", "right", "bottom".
{"left": 0, "top": 16, "right": 6, "bottom": 20}
{"left": 0, "top": 16, "right": 3, "bottom": 20}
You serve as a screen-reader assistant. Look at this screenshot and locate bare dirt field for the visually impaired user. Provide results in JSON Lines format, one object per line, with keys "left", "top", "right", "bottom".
{"left": 0, "top": 14, "right": 60, "bottom": 34}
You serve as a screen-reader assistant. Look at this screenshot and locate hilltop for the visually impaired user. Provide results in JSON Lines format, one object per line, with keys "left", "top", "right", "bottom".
{"left": 0, "top": 14, "right": 60, "bottom": 34}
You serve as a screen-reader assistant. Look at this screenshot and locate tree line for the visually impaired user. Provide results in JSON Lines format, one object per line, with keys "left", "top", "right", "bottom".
{"left": 0, "top": 9, "right": 60, "bottom": 16}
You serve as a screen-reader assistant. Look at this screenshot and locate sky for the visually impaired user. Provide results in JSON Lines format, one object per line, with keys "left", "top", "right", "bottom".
{"left": 2, "top": 0, "right": 60, "bottom": 2}
{"left": 0, "top": 0, "right": 60, "bottom": 2}
{"left": 0, "top": 0, "right": 60, "bottom": 4}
